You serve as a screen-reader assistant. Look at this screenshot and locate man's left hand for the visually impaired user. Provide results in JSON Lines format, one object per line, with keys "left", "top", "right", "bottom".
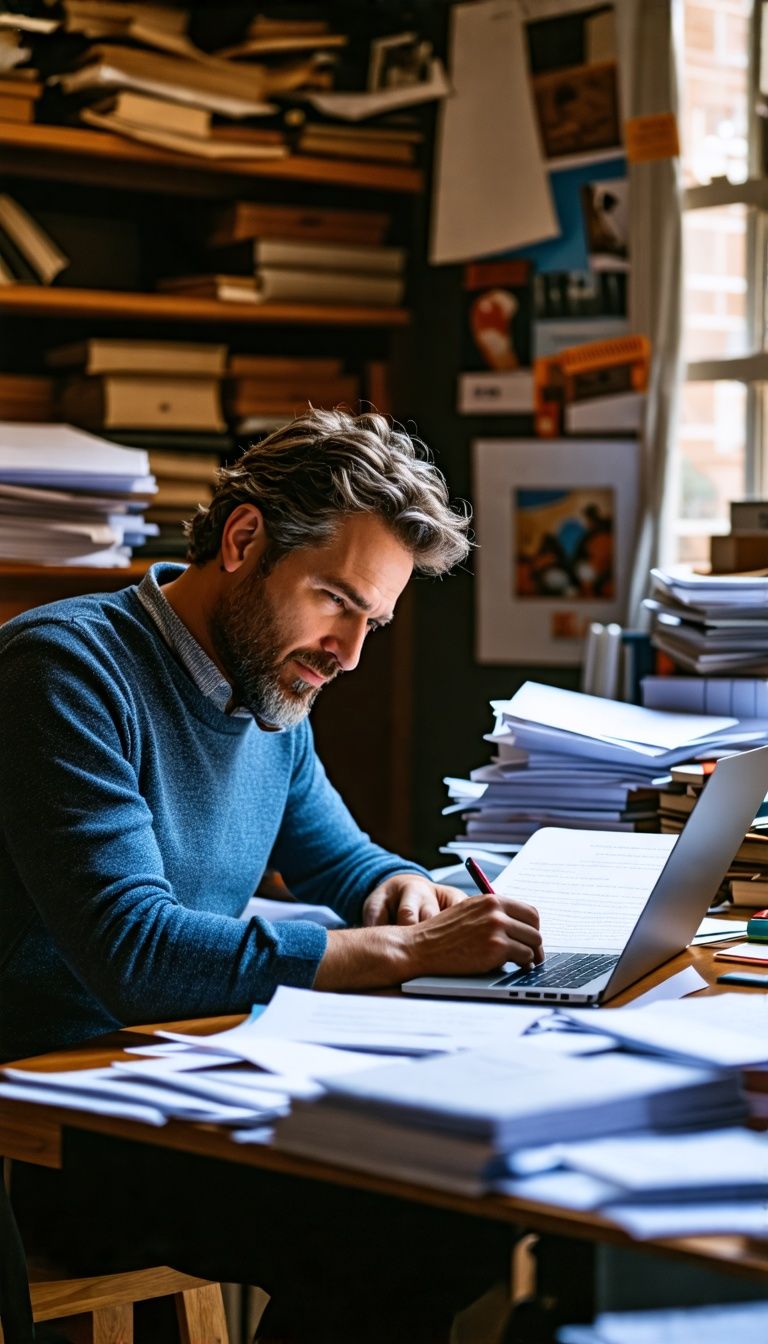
{"left": 362, "top": 874, "right": 468, "bottom": 927}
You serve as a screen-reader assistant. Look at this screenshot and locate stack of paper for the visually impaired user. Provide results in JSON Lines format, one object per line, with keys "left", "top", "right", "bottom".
{"left": 3, "top": 985, "right": 764, "bottom": 1237}
{"left": 498, "top": 1126, "right": 768, "bottom": 1239}
{"left": 0, "top": 423, "right": 156, "bottom": 566}
{"left": 272, "top": 1039, "right": 746, "bottom": 1195}
{"left": 444, "top": 682, "right": 765, "bottom": 856}
{"left": 646, "top": 567, "right": 768, "bottom": 674}
{"left": 557, "top": 1301, "right": 768, "bottom": 1343}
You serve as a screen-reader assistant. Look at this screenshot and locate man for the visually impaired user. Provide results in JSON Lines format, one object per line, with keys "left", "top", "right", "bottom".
{"left": 1, "top": 408, "right": 542, "bottom": 1062}
{"left": 3, "top": 409, "right": 540, "bottom": 1339}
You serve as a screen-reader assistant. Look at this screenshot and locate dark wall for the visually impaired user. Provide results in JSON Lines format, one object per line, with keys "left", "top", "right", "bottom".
{"left": 395, "top": 194, "right": 580, "bottom": 868}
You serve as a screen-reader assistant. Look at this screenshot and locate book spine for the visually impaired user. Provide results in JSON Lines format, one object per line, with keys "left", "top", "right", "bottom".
{"left": 0, "top": 223, "right": 40, "bottom": 284}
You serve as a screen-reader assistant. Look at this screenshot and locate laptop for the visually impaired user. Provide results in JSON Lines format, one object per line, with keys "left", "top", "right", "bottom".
{"left": 403, "top": 743, "right": 768, "bottom": 1006}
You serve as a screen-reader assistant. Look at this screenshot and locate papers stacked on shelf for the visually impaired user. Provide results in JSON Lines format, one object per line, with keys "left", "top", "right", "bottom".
{"left": 646, "top": 566, "right": 768, "bottom": 674}
{"left": 444, "top": 682, "right": 767, "bottom": 856}
{"left": 0, "top": 422, "right": 156, "bottom": 565}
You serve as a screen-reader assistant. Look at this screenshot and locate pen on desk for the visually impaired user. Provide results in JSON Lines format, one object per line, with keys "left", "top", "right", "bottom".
{"left": 464, "top": 856, "right": 495, "bottom": 895}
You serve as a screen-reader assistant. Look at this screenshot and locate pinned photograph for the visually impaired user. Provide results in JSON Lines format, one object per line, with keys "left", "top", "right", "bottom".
{"left": 581, "top": 178, "right": 629, "bottom": 270}
{"left": 458, "top": 259, "right": 535, "bottom": 414}
{"left": 524, "top": 6, "right": 622, "bottom": 160}
{"left": 472, "top": 437, "right": 638, "bottom": 665}
{"left": 368, "top": 32, "right": 434, "bottom": 91}
{"left": 515, "top": 487, "right": 615, "bottom": 600}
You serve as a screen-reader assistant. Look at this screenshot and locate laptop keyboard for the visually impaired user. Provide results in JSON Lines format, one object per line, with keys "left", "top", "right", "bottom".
{"left": 493, "top": 952, "right": 619, "bottom": 989}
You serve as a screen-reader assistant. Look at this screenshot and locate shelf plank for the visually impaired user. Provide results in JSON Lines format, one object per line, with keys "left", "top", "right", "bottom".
{"left": 0, "top": 560, "right": 150, "bottom": 623}
{"left": 0, "top": 563, "right": 150, "bottom": 581}
{"left": 0, "top": 285, "right": 410, "bottom": 327}
{"left": 0, "top": 122, "right": 423, "bottom": 195}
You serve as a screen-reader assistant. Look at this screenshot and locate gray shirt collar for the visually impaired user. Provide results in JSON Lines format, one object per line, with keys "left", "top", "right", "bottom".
{"left": 136, "top": 563, "right": 251, "bottom": 718}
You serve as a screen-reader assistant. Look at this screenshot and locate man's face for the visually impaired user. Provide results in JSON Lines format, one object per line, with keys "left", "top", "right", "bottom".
{"left": 209, "top": 513, "right": 414, "bottom": 728}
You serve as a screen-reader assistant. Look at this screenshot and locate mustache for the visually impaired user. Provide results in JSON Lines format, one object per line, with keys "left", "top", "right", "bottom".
{"left": 288, "top": 650, "right": 341, "bottom": 682}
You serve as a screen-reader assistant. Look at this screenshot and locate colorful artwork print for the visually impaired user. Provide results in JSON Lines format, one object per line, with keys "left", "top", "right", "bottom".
{"left": 514, "top": 486, "right": 614, "bottom": 600}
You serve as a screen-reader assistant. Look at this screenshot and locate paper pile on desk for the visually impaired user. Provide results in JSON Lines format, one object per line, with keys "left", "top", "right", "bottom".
{"left": 496, "top": 1125, "right": 768, "bottom": 1239}
{"left": 562, "top": 991, "right": 768, "bottom": 1069}
{"left": 558, "top": 1300, "right": 768, "bottom": 1343}
{"left": 272, "top": 1038, "right": 746, "bottom": 1195}
{"left": 442, "top": 682, "right": 767, "bottom": 857}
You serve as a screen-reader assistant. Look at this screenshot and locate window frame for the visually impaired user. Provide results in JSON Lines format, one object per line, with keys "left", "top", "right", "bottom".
{"left": 681, "top": 1, "right": 766, "bottom": 526}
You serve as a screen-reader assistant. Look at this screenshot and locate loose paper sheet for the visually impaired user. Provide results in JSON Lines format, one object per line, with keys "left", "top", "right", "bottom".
{"left": 495, "top": 828, "right": 678, "bottom": 951}
{"left": 430, "top": 0, "right": 556, "bottom": 263}
{"left": 161, "top": 989, "right": 547, "bottom": 1057}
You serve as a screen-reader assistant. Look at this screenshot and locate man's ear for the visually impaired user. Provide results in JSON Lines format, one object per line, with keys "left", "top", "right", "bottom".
{"left": 219, "top": 504, "right": 269, "bottom": 574}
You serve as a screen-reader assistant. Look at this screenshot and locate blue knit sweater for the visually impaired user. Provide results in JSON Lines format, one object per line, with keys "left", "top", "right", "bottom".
{"left": 0, "top": 583, "right": 425, "bottom": 1060}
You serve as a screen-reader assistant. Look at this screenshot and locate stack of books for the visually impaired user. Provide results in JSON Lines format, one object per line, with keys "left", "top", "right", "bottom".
{"left": 443, "top": 681, "right": 768, "bottom": 858}
{"left": 206, "top": 201, "right": 392, "bottom": 251}
{"left": 294, "top": 117, "right": 422, "bottom": 165}
{"left": 213, "top": 10, "right": 347, "bottom": 60}
{"left": 48, "top": 338, "right": 228, "bottom": 434}
{"left": 645, "top": 567, "right": 768, "bottom": 675}
{"left": 157, "top": 199, "right": 403, "bottom": 308}
{"left": 78, "top": 90, "right": 290, "bottom": 162}
{"left": 141, "top": 448, "right": 219, "bottom": 559}
{"left": 0, "top": 422, "right": 156, "bottom": 567}
{"left": 226, "top": 355, "right": 360, "bottom": 435}
{"left": 45, "top": 339, "right": 230, "bottom": 559}
{"left": 45, "top": 1, "right": 342, "bottom": 153}
{"left": 657, "top": 760, "right": 768, "bottom": 908}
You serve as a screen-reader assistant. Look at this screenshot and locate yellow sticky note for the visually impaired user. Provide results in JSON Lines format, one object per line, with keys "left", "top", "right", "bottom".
{"left": 624, "top": 113, "right": 680, "bottom": 163}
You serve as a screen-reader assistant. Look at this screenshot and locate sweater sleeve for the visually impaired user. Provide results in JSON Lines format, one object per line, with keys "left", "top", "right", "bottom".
{"left": 269, "top": 718, "right": 430, "bottom": 925}
{"left": 0, "top": 622, "right": 327, "bottom": 1024}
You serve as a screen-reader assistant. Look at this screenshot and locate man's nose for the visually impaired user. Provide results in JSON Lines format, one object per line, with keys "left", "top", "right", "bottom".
{"left": 321, "top": 619, "right": 368, "bottom": 673}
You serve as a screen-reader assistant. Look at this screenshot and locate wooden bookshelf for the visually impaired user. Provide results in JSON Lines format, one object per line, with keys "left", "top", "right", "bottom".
{"left": 0, "top": 107, "right": 420, "bottom": 851}
{"left": 0, "top": 122, "right": 423, "bottom": 197}
{"left": 0, "top": 561, "right": 152, "bottom": 624}
{"left": 0, "top": 285, "right": 410, "bottom": 328}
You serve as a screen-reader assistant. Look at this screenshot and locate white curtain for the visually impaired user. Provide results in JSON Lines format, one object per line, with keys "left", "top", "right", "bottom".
{"left": 616, "top": 0, "right": 684, "bottom": 623}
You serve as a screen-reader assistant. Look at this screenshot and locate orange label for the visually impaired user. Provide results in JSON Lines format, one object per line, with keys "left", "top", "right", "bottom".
{"left": 624, "top": 112, "right": 680, "bottom": 163}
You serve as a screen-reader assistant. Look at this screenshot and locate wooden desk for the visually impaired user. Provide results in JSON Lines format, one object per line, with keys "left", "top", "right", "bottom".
{"left": 3, "top": 941, "right": 768, "bottom": 1285}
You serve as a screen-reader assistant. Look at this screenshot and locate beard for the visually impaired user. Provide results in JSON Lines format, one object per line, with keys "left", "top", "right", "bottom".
{"left": 209, "top": 567, "right": 340, "bottom": 729}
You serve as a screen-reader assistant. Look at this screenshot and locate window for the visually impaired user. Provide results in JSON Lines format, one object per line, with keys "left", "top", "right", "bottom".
{"left": 676, "top": 0, "right": 758, "bottom": 564}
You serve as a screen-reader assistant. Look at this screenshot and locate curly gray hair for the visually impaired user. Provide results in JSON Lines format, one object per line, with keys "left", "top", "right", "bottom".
{"left": 185, "top": 407, "right": 471, "bottom": 576}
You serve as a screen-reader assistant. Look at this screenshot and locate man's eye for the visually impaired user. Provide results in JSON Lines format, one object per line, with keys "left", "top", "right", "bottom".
{"left": 326, "top": 592, "right": 345, "bottom": 608}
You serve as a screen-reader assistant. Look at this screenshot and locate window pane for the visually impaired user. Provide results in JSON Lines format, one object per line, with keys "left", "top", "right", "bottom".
{"left": 675, "top": 0, "right": 753, "bottom": 564}
{"left": 675, "top": 380, "right": 747, "bottom": 565}
{"left": 682, "top": 205, "right": 749, "bottom": 360}
{"left": 680, "top": 0, "right": 750, "bottom": 188}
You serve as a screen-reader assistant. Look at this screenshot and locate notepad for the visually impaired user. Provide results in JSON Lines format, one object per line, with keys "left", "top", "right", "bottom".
{"left": 713, "top": 941, "right": 768, "bottom": 965}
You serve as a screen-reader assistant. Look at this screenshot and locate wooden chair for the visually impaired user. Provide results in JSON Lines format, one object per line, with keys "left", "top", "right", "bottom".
{"left": 2, "top": 1263, "right": 230, "bottom": 1344}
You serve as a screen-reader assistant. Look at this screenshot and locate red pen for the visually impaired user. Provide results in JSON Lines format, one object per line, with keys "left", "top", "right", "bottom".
{"left": 464, "top": 856, "right": 495, "bottom": 895}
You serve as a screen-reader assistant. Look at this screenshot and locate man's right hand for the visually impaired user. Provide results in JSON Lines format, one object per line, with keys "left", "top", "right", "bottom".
{"left": 313, "top": 893, "right": 543, "bottom": 991}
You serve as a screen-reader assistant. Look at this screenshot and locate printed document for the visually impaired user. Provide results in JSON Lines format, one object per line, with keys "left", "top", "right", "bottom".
{"left": 495, "top": 828, "right": 678, "bottom": 951}
{"left": 162, "top": 988, "right": 546, "bottom": 1056}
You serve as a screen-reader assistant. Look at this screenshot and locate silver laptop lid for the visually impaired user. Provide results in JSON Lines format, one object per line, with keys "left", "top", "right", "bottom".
{"left": 602, "top": 743, "right": 768, "bottom": 999}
